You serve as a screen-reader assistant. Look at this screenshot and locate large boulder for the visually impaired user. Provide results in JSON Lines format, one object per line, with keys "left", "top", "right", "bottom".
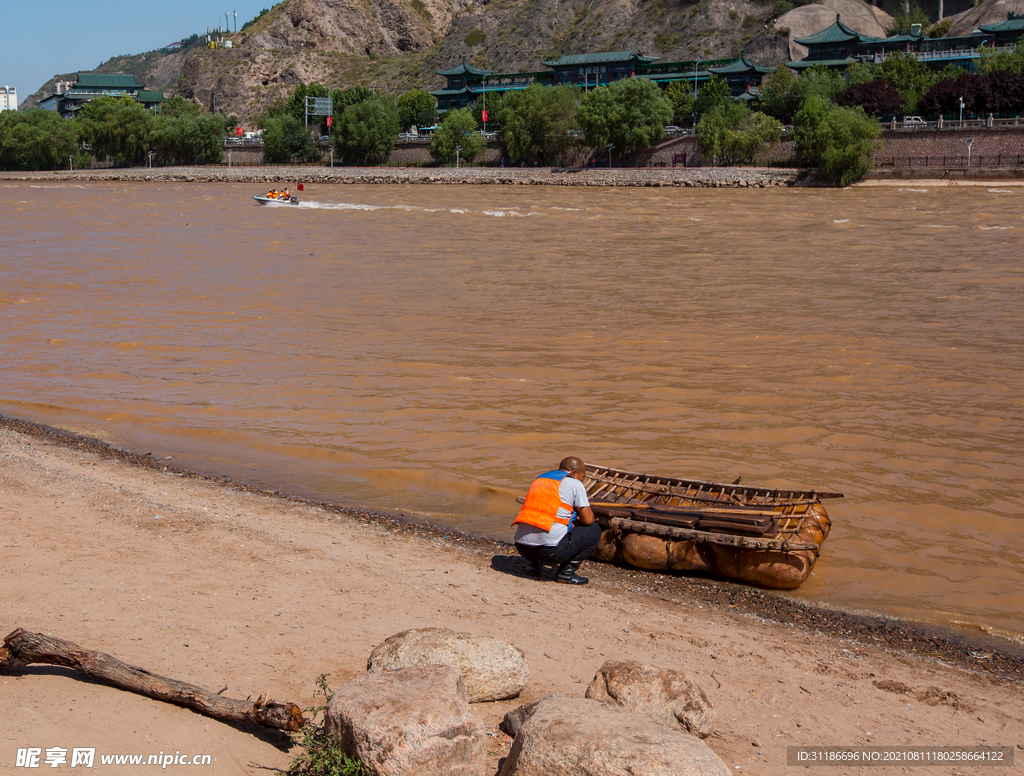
{"left": 496, "top": 696, "right": 730, "bottom": 776}
{"left": 325, "top": 664, "right": 487, "bottom": 776}
{"left": 500, "top": 695, "right": 567, "bottom": 738}
{"left": 367, "top": 628, "right": 529, "bottom": 702}
{"left": 585, "top": 660, "right": 716, "bottom": 739}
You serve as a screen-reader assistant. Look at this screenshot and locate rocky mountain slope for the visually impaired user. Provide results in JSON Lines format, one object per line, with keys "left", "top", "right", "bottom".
{"left": 33, "top": 0, "right": 1005, "bottom": 121}
{"left": 173, "top": 0, "right": 797, "bottom": 119}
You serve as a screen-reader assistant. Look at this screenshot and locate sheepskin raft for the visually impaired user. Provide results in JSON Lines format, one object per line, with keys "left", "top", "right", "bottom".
{"left": 583, "top": 465, "right": 843, "bottom": 590}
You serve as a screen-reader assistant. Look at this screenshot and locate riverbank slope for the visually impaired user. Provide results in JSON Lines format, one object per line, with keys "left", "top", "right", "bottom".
{"left": 1, "top": 419, "right": 1020, "bottom": 774}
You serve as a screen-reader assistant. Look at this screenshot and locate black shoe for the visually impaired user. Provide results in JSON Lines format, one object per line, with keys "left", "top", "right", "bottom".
{"left": 556, "top": 560, "right": 589, "bottom": 585}
{"left": 526, "top": 562, "right": 542, "bottom": 579}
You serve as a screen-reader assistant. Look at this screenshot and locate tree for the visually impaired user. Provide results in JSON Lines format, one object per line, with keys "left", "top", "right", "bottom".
{"left": 260, "top": 113, "right": 319, "bottom": 163}
{"left": 888, "top": 2, "right": 930, "bottom": 35}
{"left": 497, "top": 84, "right": 581, "bottom": 165}
{"left": 697, "top": 102, "right": 781, "bottom": 165}
{"left": 794, "top": 97, "right": 881, "bottom": 185}
{"left": 0, "top": 108, "right": 90, "bottom": 171}
{"left": 332, "top": 86, "right": 374, "bottom": 108}
{"left": 845, "top": 62, "right": 876, "bottom": 86}
{"left": 664, "top": 80, "right": 695, "bottom": 124}
{"left": 834, "top": 79, "right": 904, "bottom": 118}
{"left": 397, "top": 89, "right": 438, "bottom": 130}
{"left": 875, "top": 51, "right": 937, "bottom": 114}
{"left": 793, "top": 65, "right": 846, "bottom": 106}
{"left": 979, "top": 41, "right": 1024, "bottom": 77}
{"left": 693, "top": 74, "right": 731, "bottom": 119}
{"left": 79, "top": 95, "right": 155, "bottom": 166}
{"left": 578, "top": 77, "right": 672, "bottom": 159}
{"left": 152, "top": 112, "right": 230, "bottom": 165}
{"left": 160, "top": 95, "right": 203, "bottom": 119}
{"left": 758, "top": 66, "right": 799, "bottom": 121}
{"left": 333, "top": 96, "right": 401, "bottom": 164}
{"left": 917, "top": 71, "right": 982, "bottom": 117}
{"left": 429, "top": 108, "right": 483, "bottom": 164}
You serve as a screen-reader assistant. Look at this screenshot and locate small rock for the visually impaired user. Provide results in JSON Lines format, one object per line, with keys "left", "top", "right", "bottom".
{"left": 368, "top": 628, "right": 528, "bottom": 703}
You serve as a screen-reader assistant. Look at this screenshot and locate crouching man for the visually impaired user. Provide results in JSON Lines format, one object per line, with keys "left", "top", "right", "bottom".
{"left": 512, "top": 456, "right": 601, "bottom": 585}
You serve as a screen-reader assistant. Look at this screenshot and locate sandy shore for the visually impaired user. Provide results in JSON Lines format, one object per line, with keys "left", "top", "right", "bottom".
{"left": 1, "top": 418, "right": 1021, "bottom": 775}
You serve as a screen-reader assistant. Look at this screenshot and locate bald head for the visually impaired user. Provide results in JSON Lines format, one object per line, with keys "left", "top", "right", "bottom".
{"left": 558, "top": 456, "right": 586, "bottom": 477}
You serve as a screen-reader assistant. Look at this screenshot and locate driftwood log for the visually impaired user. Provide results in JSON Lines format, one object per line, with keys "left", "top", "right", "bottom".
{"left": 0, "top": 628, "right": 304, "bottom": 732}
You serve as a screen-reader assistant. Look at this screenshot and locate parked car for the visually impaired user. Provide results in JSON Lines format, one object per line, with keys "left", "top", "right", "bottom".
{"left": 901, "top": 116, "right": 926, "bottom": 128}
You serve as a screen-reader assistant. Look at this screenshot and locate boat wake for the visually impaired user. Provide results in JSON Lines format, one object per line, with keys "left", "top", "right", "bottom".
{"left": 296, "top": 200, "right": 548, "bottom": 218}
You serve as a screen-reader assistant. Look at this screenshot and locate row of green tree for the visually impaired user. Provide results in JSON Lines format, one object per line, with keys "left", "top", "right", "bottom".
{"left": 760, "top": 44, "right": 1024, "bottom": 123}
{"left": 0, "top": 96, "right": 235, "bottom": 170}
{"left": 257, "top": 77, "right": 675, "bottom": 167}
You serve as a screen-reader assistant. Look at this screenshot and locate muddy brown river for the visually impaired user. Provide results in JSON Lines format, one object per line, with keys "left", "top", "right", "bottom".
{"left": 2, "top": 180, "right": 1022, "bottom": 643}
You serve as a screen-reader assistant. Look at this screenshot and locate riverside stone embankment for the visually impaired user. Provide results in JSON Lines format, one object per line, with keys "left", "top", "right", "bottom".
{"left": 0, "top": 166, "right": 811, "bottom": 187}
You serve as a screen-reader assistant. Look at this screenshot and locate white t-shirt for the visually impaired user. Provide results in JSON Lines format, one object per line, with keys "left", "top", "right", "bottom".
{"left": 514, "top": 476, "right": 591, "bottom": 547}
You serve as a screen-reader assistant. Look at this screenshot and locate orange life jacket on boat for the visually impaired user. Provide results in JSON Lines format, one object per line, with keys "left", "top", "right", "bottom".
{"left": 511, "top": 470, "right": 576, "bottom": 532}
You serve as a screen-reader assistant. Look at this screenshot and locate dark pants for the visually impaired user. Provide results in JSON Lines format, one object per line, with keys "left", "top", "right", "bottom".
{"left": 515, "top": 522, "right": 602, "bottom": 568}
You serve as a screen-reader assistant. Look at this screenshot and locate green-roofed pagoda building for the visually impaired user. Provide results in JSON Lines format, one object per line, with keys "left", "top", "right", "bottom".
{"left": 430, "top": 50, "right": 661, "bottom": 112}
{"left": 978, "top": 12, "right": 1024, "bottom": 46}
{"left": 541, "top": 49, "right": 659, "bottom": 87}
{"left": 786, "top": 12, "right": 1024, "bottom": 71}
{"left": 786, "top": 14, "right": 874, "bottom": 70}
{"left": 39, "top": 73, "right": 165, "bottom": 118}
{"left": 708, "top": 53, "right": 771, "bottom": 96}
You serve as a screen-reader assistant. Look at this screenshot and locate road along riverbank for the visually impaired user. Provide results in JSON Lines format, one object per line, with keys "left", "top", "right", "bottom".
{"left": 1, "top": 415, "right": 1020, "bottom": 775}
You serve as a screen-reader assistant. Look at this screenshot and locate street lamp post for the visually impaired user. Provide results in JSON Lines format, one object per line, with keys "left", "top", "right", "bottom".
{"left": 68, "top": 155, "right": 73, "bottom": 172}
{"left": 966, "top": 137, "right": 974, "bottom": 167}
{"left": 456, "top": 145, "right": 462, "bottom": 168}
{"left": 607, "top": 142, "right": 614, "bottom": 168}
{"left": 959, "top": 96, "right": 964, "bottom": 124}
{"left": 212, "top": 92, "right": 221, "bottom": 114}
{"left": 693, "top": 60, "right": 703, "bottom": 100}
{"left": 482, "top": 76, "right": 486, "bottom": 134}
{"left": 330, "top": 148, "right": 334, "bottom": 168}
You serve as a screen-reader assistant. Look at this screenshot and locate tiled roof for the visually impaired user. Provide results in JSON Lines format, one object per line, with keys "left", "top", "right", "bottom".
{"left": 709, "top": 53, "right": 771, "bottom": 74}
{"left": 794, "top": 15, "right": 875, "bottom": 46}
{"left": 541, "top": 49, "right": 659, "bottom": 67}
{"left": 436, "top": 58, "right": 492, "bottom": 77}
{"left": 75, "top": 73, "right": 144, "bottom": 88}
{"left": 136, "top": 91, "right": 165, "bottom": 103}
{"left": 979, "top": 12, "right": 1024, "bottom": 32}
{"left": 786, "top": 55, "right": 861, "bottom": 69}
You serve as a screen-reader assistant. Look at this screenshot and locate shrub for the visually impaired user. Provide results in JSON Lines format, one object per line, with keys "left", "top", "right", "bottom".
{"left": 334, "top": 96, "right": 401, "bottom": 164}
{"left": 0, "top": 108, "right": 90, "bottom": 171}
{"left": 497, "top": 83, "right": 580, "bottom": 165}
{"left": 794, "top": 97, "right": 881, "bottom": 185}
{"left": 578, "top": 77, "right": 672, "bottom": 158}
{"left": 429, "top": 108, "right": 483, "bottom": 163}
{"left": 397, "top": 89, "right": 438, "bottom": 130}
{"left": 464, "top": 29, "right": 486, "bottom": 46}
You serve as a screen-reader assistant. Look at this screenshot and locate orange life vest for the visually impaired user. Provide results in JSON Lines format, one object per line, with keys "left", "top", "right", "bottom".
{"left": 512, "top": 471, "right": 576, "bottom": 532}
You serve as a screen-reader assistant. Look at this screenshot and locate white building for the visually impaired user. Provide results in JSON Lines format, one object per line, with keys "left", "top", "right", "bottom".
{"left": 1, "top": 86, "right": 17, "bottom": 111}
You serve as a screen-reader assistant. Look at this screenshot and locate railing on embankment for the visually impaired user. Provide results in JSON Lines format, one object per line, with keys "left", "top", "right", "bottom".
{"left": 875, "top": 154, "right": 1024, "bottom": 168}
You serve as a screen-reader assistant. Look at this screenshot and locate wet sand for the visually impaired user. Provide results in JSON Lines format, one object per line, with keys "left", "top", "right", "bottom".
{"left": 1, "top": 416, "right": 1021, "bottom": 775}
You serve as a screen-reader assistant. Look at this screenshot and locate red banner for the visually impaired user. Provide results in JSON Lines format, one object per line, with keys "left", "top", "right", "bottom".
{"left": 482, "top": 110, "right": 488, "bottom": 122}
{"left": 326, "top": 116, "right": 332, "bottom": 127}
{"left": 236, "top": 126, "right": 243, "bottom": 136}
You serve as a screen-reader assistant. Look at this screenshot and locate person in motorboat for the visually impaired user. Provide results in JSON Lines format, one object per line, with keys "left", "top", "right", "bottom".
{"left": 282, "top": 188, "right": 291, "bottom": 200}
